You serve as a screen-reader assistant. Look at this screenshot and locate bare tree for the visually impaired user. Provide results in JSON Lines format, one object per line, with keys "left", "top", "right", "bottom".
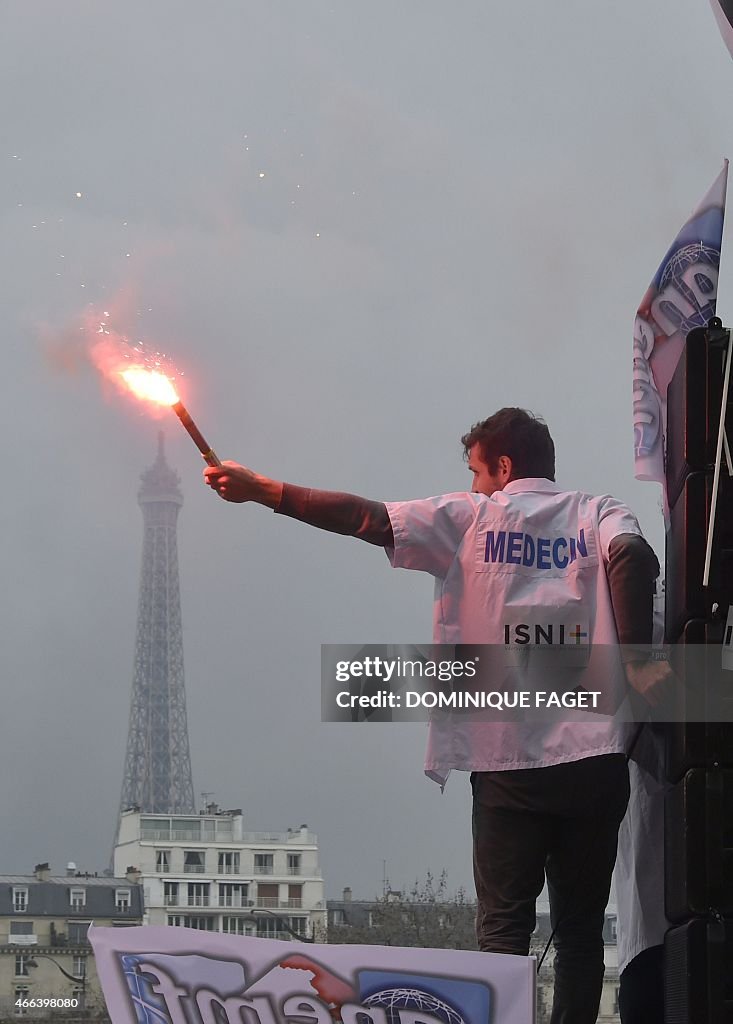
{"left": 328, "top": 871, "right": 477, "bottom": 950}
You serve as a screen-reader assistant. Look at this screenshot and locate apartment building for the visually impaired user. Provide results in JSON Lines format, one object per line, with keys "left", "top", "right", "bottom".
{"left": 113, "top": 807, "right": 325, "bottom": 940}
{"left": 0, "top": 862, "right": 143, "bottom": 1018}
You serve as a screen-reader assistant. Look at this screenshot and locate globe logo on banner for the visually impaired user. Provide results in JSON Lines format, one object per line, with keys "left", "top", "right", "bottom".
{"left": 363, "top": 988, "right": 466, "bottom": 1024}
{"left": 358, "top": 970, "right": 490, "bottom": 1024}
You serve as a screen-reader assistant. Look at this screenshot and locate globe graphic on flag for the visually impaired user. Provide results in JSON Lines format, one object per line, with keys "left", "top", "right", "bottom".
{"left": 658, "top": 242, "right": 719, "bottom": 334}
{"left": 362, "top": 988, "right": 466, "bottom": 1024}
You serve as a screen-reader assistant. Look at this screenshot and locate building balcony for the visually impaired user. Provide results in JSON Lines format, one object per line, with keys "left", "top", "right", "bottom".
{"left": 6, "top": 936, "right": 38, "bottom": 946}
{"left": 141, "top": 828, "right": 232, "bottom": 842}
{"left": 218, "top": 898, "right": 247, "bottom": 908}
{"left": 253, "top": 866, "right": 274, "bottom": 875}
{"left": 287, "top": 867, "right": 301, "bottom": 876}
{"left": 255, "top": 898, "right": 303, "bottom": 909}
{"left": 183, "top": 865, "right": 206, "bottom": 874}
{"left": 187, "top": 896, "right": 210, "bottom": 907}
{"left": 240, "top": 830, "right": 317, "bottom": 845}
{"left": 164, "top": 896, "right": 179, "bottom": 907}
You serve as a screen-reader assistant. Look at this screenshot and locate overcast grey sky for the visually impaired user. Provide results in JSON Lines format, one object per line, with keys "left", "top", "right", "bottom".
{"left": 2, "top": 1, "right": 732, "bottom": 900}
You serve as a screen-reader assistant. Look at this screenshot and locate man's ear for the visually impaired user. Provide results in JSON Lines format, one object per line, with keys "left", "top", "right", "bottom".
{"left": 497, "top": 455, "right": 513, "bottom": 482}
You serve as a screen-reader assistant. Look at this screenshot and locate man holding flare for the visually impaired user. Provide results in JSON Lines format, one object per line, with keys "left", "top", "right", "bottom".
{"left": 204, "top": 406, "right": 668, "bottom": 1024}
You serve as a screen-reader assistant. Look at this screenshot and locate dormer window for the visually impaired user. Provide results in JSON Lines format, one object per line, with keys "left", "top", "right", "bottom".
{"left": 115, "top": 889, "right": 131, "bottom": 912}
{"left": 12, "top": 889, "right": 28, "bottom": 913}
{"left": 69, "top": 888, "right": 86, "bottom": 910}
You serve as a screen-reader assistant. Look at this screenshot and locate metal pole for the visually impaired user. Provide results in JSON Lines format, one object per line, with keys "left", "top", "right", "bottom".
{"left": 703, "top": 327, "right": 732, "bottom": 587}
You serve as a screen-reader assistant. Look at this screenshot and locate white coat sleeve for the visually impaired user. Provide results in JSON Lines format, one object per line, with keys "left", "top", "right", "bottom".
{"left": 384, "top": 493, "right": 479, "bottom": 578}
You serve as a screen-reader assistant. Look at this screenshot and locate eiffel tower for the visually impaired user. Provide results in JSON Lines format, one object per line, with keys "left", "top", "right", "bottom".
{"left": 118, "top": 433, "right": 195, "bottom": 816}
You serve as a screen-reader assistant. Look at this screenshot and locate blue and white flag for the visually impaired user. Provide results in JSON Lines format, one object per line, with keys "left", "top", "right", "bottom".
{"left": 633, "top": 162, "right": 728, "bottom": 505}
{"left": 710, "top": 0, "right": 733, "bottom": 58}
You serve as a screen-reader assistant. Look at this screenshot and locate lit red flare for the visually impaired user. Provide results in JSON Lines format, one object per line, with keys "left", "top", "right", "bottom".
{"left": 90, "top": 322, "right": 221, "bottom": 467}
{"left": 117, "top": 365, "right": 220, "bottom": 467}
{"left": 120, "top": 367, "right": 180, "bottom": 406}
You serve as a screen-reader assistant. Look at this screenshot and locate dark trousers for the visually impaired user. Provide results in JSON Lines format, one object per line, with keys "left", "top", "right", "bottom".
{"left": 472, "top": 755, "right": 630, "bottom": 1024}
{"left": 618, "top": 945, "right": 664, "bottom": 1024}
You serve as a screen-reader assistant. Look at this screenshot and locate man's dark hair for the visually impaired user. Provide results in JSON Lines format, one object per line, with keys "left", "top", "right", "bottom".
{"left": 461, "top": 408, "right": 555, "bottom": 481}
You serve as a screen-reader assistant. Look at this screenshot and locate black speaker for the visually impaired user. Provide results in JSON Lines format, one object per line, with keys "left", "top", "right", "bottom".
{"left": 665, "top": 768, "right": 733, "bottom": 923}
{"left": 663, "top": 321, "right": 733, "bottom": 1023}
{"left": 665, "top": 473, "right": 733, "bottom": 642}
{"left": 664, "top": 917, "right": 733, "bottom": 1023}
{"left": 665, "top": 321, "right": 733, "bottom": 643}
{"left": 665, "top": 619, "right": 733, "bottom": 781}
{"left": 666, "top": 327, "right": 728, "bottom": 510}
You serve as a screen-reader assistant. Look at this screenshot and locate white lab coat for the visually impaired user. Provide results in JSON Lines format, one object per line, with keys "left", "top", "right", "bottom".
{"left": 385, "top": 478, "right": 643, "bottom": 779}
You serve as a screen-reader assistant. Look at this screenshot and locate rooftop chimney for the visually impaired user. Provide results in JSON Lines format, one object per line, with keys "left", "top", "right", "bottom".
{"left": 34, "top": 863, "right": 51, "bottom": 882}
{"left": 343, "top": 887, "right": 352, "bottom": 903}
{"left": 125, "top": 866, "right": 142, "bottom": 884}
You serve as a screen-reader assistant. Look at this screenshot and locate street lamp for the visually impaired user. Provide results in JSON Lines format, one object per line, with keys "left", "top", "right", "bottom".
{"left": 26, "top": 954, "right": 86, "bottom": 1012}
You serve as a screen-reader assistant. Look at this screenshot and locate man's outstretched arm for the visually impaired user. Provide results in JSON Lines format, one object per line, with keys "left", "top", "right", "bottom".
{"left": 204, "top": 462, "right": 394, "bottom": 547}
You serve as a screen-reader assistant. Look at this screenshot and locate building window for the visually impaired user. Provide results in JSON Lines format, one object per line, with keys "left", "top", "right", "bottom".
{"left": 256, "top": 917, "right": 287, "bottom": 939}
{"left": 257, "top": 883, "right": 278, "bottom": 908}
{"left": 68, "top": 921, "right": 92, "bottom": 945}
{"left": 12, "top": 889, "right": 29, "bottom": 913}
{"left": 69, "top": 888, "right": 86, "bottom": 909}
{"left": 115, "top": 889, "right": 132, "bottom": 912}
{"left": 156, "top": 850, "right": 170, "bottom": 873}
{"left": 287, "top": 854, "right": 301, "bottom": 876}
{"left": 9, "top": 921, "right": 34, "bottom": 938}
{"left": 167, "top": 915, "right": 214, "bottom": 930}
{"left": 164, "top": 882, "right": 179, "bottom": 907}
{"left": 254, "top": 853, "right": 273, "bottom": 875}
{"left": 14, "top": 987, "right": 29, "bottom": 1015}
{"left": 219, "top": 883, "right": 247, "bottom": 908}
{"left": 222, "top": 917, "right": 254, "bottom": 936}
{"left": 218, "top": 851, "right": 240, "bottom": 874}
{"left": 72, "top": 956, "right": 86, "bottom": 978}
{"left": 287, "top": 884, "right": 302, "bottom": 908}
{"left": 186, "top": 916, "right": 214, "bottom": 930}
{"left": 184, "top": 851, "right": 205, "bottom": 873}
{"left": 15, "top": 955, "right": 31, "bottom": 977}
{"left": 288, "top": 917, "right": 307, "bottom": 936}
{"left": 187, "top": 882, "right": 210, "bottom": 907}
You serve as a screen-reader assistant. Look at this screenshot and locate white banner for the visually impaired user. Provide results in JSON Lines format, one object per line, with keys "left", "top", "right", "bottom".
{"left": 90, "top": 925, "right": 536, "bottom": 1024}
